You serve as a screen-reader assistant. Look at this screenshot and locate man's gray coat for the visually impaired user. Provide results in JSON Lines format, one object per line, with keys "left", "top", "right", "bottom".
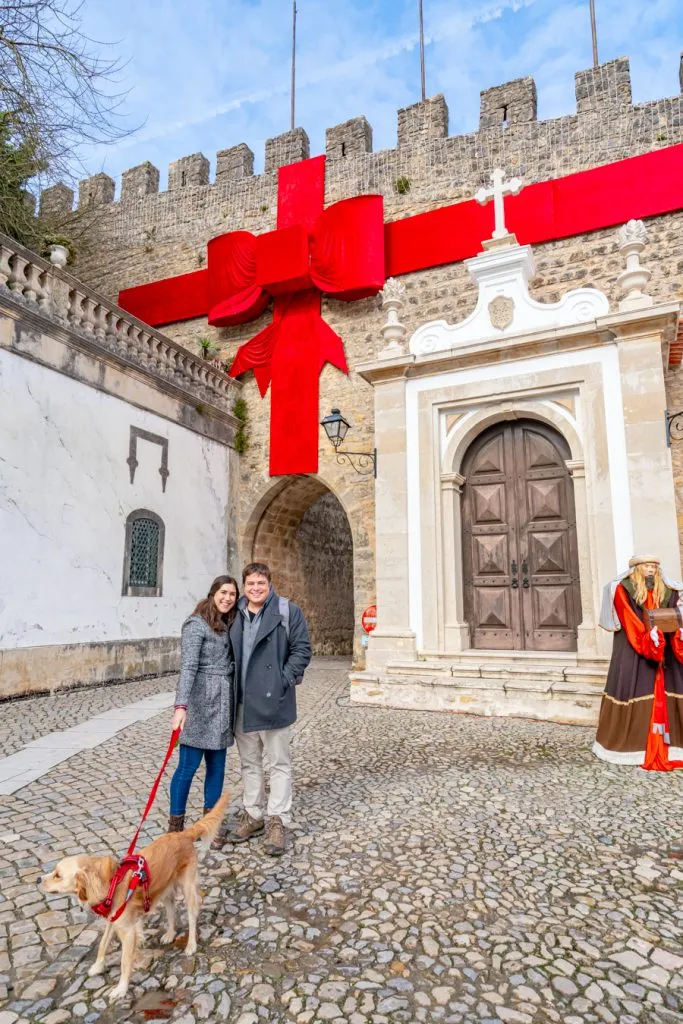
{"left": 230, "top": 589, "right": 312, "bottom": 733}
{"left": 174, "top": 615, "right": 234, "bottom": 750}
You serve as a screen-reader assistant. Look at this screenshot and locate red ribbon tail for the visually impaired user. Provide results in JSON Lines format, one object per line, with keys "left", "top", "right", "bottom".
{"left": 318, "top": 318, "right": 349, "bottom": 376}
{"left": 228, "top": 321, "right": 279, "bottom": 397}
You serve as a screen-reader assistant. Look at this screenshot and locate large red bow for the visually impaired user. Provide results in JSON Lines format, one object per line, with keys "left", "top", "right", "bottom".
{"left": 211, "top": 156, "right": 384, "bottom": 474}
{"left": 119, "top": 144, "right": 683, "bottom": 475}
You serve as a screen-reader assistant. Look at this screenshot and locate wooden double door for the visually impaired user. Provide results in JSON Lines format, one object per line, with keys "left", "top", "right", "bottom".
{"left": 462, "top": 420, "right": 581, "bottom": 651}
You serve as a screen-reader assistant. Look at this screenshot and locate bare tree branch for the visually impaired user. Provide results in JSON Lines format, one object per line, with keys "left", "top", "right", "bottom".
{"left": 0, "top": 0, "right": 136, "bottom": 246}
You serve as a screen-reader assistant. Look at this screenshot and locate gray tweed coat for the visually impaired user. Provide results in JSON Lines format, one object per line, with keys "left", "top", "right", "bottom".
{"left": 174, "top": 614, "right": 234, "bottom": 750}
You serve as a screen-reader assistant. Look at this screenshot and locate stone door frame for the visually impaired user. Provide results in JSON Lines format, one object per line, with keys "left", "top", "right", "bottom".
{"left": 441, "top": 402, "right": 593, "bottom": 656}
{"left": 405, "top": 354, "right": 623, "bottom": 663}
{"left": 361, "top": 302, "right": 680, "bottom": 678}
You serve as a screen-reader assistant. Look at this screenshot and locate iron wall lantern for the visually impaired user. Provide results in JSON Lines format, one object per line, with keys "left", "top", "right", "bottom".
{"left": 321, "top": 408, "right": 377, "bottom": 477}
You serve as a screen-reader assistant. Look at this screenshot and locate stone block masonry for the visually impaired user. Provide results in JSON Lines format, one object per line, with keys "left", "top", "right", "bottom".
{"left": 47, "top": 55, "right": 683, "bottom": 290}
{"left": 397, "top": 94, "right": 448, "bottom": 145}
{"left": 480, "top": 76, "right": 537, "bottom": 128}
{"left": 168, "top": 152, "right": 210, "bottom": 191}
{"left": 77, "top": 172, "right": 115, "bottom": 209}
{"left": 326, "top": 116, "right": 373, "bottom": 159}
{"left": 121, "top": 161, "right": 160, "bottom": 200}
{"left": 216, "top": 143, "right": 255, "bottom": 181}
{"left": 575, "top": 57, "right": 632, "bottom": 113}
{"left": 265, "top": 128, "right": 310, "bottom": 173}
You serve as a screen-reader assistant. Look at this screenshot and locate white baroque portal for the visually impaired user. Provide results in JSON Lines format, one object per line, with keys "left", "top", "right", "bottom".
{"left": 410, "top": 242, "right": 610, "bottom": 356}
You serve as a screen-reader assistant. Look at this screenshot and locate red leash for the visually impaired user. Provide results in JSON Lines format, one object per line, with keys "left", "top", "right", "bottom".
{"left": 91, "top": 727, "right": 181, "bottom": 921}
{"left": 125, "top": 726, "right": 182, "bottom": 856}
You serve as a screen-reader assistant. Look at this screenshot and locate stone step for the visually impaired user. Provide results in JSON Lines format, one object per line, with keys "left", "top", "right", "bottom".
{"left": 350, "top": 655, "right": 609, "bottom": 725}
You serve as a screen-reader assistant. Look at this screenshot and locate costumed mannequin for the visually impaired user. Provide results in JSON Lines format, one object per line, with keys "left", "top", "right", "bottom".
{"left": 594, "top": 555, "right": 683, "bottom": 770}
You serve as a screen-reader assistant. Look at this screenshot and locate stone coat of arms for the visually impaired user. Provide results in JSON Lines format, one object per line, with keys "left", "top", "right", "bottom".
{"left": 488, "top": 294, "right": 515, "bottom": 331}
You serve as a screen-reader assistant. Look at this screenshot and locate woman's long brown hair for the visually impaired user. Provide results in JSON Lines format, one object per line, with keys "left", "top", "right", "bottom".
{"left": 193, "top": 576, "right": 239, "bottom": 632}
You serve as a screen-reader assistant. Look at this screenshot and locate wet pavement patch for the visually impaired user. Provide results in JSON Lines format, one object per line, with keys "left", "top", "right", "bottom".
{"left": 133, "top": 989, "right": 181, "bottom": 1019}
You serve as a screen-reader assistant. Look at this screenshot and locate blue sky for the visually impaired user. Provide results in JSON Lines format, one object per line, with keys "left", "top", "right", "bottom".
{"left": 78, "top": 0, "right": 683, "bottom": 191}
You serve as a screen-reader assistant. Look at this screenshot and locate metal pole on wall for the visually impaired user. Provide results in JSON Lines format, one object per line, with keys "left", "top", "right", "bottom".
{"left": 419, "top": 0, "right": 426, "bottom": 101}
{"left": 291, "top": 0, "right": 297, "bottom": 130}
{"left": 589, "top": 0, "right": 599, "bottom": 68}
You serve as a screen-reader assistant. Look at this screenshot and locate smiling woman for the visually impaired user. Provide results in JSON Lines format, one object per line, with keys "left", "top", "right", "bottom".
{"left": 167, "top": 575, "right": 239, "bottom": 837}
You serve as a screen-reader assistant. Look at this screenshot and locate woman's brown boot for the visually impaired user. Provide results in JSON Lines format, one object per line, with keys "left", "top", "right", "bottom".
{"left": 168, "top": 814, "right": 185, "bottom": 833}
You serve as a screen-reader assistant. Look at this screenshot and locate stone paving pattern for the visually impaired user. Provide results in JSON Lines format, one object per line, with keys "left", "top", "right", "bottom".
{"left": 0, "top": 678, "right": 176, "bottom": 759}
{"left": 0, "top": 658, "right": 681, "bottom": 1024}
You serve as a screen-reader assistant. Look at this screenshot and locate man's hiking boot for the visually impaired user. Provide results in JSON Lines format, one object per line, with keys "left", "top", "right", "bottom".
{"left": 167, "top": 814, "right": 185, "bottom": 833}
{"left": 263, "top": 815, "right": 286, "bottom": 857}
{"left": 226, "top": 810, "right": 265, "bottom": 844}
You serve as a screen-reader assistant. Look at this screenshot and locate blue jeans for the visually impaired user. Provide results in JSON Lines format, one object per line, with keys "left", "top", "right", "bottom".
{"left": 169, "top": 744, "right": 227, "bottom": 816}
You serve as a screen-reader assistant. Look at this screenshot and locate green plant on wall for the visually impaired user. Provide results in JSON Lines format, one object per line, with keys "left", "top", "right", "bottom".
{"left": 233, "top": 396, "right": 249, "bottom": 454}
{"left": 198, "top": 336, "right": 218, "bottom": 360}
{"left": 394, "top": 175, "right": 411, "bottom": 195}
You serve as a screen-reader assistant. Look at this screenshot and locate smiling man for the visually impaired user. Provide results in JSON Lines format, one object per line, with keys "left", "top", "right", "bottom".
{"left": 226, "top": 562, "right": 312, "bottom": 855}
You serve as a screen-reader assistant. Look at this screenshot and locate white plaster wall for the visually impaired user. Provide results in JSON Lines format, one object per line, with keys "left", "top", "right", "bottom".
{"left": 0, "top": 349, "right": 231, "bottom": 649}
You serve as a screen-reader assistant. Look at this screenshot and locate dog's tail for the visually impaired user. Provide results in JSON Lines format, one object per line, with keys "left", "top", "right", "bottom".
{"left": 183, "top": 792, "right": 231, "bottom": 845}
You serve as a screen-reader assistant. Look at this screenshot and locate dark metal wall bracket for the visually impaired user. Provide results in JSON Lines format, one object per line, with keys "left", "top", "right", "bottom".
{"left": 335, "top": 448, "right": 378, "bottom": 478}
{"left": 666, "top": 410, "right": 683, "bottom": 447}
{"left": 127, "top": 427, "right": 170, "bottom": 492}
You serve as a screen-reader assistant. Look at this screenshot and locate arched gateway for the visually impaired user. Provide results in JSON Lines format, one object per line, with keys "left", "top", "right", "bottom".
{"left": 246, "top": 477, "right": 354, "bottom": 656}
{"left": 461, "top": 419, "right": 582, "bottom": 652}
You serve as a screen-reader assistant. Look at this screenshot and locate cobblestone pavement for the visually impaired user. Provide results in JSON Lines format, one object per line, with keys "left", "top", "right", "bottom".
{"left": 0, "top": 657, "right": 681, "bottom": 1024}
{"left": 0, "top": 676, "right": 177, "bottom": 758}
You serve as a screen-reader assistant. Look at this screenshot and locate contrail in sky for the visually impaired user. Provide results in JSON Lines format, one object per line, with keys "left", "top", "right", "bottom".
{"left": 120, "top": 0, "right": 537, "bottom": 148}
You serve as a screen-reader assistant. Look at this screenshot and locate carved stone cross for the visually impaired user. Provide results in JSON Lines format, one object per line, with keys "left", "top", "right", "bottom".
{"left": 475, "top": 168, "right": 523, "bottom": 240}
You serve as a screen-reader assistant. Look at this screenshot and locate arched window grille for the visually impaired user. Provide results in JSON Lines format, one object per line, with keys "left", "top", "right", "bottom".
{"left": 122, "top": 510, "right": 165, "bottom": 597}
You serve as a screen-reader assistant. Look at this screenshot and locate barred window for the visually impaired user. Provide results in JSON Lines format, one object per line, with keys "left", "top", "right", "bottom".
{"left": 122, "top": 510, "right": 164, "bottom": 597}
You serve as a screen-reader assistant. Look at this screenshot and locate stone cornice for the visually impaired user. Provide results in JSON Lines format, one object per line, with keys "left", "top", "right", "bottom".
{"left": 357, "top": 301, "right": 681, "bottom": 384}
{"left": 0, "top": 233, "right": 241, "bottom": 445}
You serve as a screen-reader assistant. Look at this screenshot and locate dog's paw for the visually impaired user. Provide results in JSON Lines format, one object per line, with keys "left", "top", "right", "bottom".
{"left": 160, "top": 929, "right": 177, "bottom": 945}
{"left": 87, "top": 960, "right": 105, "bottom": 977}
{"left": 108, "top": 983, "right": 129, "bottom": 1003}
{"left": 184, "top": 940, "right": 197, "bottom": 956}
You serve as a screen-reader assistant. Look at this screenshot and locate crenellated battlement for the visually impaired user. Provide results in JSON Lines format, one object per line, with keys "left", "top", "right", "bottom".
{"left": 39, "top": 56, "right": 683, "bottom": 221}
{"left": 37, "top": 54, "right": 683, "bottom": 302}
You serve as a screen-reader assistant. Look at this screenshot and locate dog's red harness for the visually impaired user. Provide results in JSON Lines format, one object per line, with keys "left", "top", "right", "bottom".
{"left": 91, "top": 727, "right": 181, "bottom": 922}
{"left": 91, "top": 854, "right": 151, "bottom": 921}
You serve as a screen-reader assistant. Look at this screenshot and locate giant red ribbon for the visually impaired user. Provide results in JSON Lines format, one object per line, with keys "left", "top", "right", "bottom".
{"left": 121, "top": 156, "right": 385, "bottom": 476}
{"left": 119, "top": 143, "right": 683, "bottom": 476}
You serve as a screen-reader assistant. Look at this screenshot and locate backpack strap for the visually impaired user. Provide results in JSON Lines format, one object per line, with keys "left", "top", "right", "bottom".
{"left": 278, "top": 596, "right": 290, "bottom": 639}
{"left": 278, "top": 597, "right": 304, "bottom": 685}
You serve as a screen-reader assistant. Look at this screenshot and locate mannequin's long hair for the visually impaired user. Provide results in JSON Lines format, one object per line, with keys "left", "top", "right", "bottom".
{"left": 631, "top": 564, "right": 666, "bottom": 607}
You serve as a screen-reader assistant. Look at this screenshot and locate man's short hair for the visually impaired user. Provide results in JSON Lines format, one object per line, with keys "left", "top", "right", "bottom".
{"left": 243, "top": 561, "right": 272, "bottom": 583}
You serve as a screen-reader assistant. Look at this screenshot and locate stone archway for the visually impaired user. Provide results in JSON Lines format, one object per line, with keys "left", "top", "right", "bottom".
{"left": 250, "top": 477, "right": 355, "bottom": 655}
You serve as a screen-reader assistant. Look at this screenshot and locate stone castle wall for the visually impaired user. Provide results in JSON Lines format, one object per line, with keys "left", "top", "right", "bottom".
{"left": 44, "top": 56, "right": 683, "bottom": 659}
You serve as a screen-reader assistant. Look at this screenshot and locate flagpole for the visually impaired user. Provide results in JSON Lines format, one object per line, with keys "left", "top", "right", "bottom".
{"left": 291, "top": 0, "right": 297, "bottom": 130}
{"left": 589, "top": 0, "right": 599, "bottom": 68}
{"left": 419, "top": 0, "right": 426, "bottom": 101}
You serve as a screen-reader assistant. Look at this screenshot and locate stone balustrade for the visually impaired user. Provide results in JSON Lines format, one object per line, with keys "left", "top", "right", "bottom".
{"left": 0, "top": 232, "right": 238, "bottom": 414}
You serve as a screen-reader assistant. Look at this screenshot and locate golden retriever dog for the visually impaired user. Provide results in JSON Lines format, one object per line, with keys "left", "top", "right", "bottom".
{"left": 41, "top": 793, "right": 229, "bottom": 1002}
